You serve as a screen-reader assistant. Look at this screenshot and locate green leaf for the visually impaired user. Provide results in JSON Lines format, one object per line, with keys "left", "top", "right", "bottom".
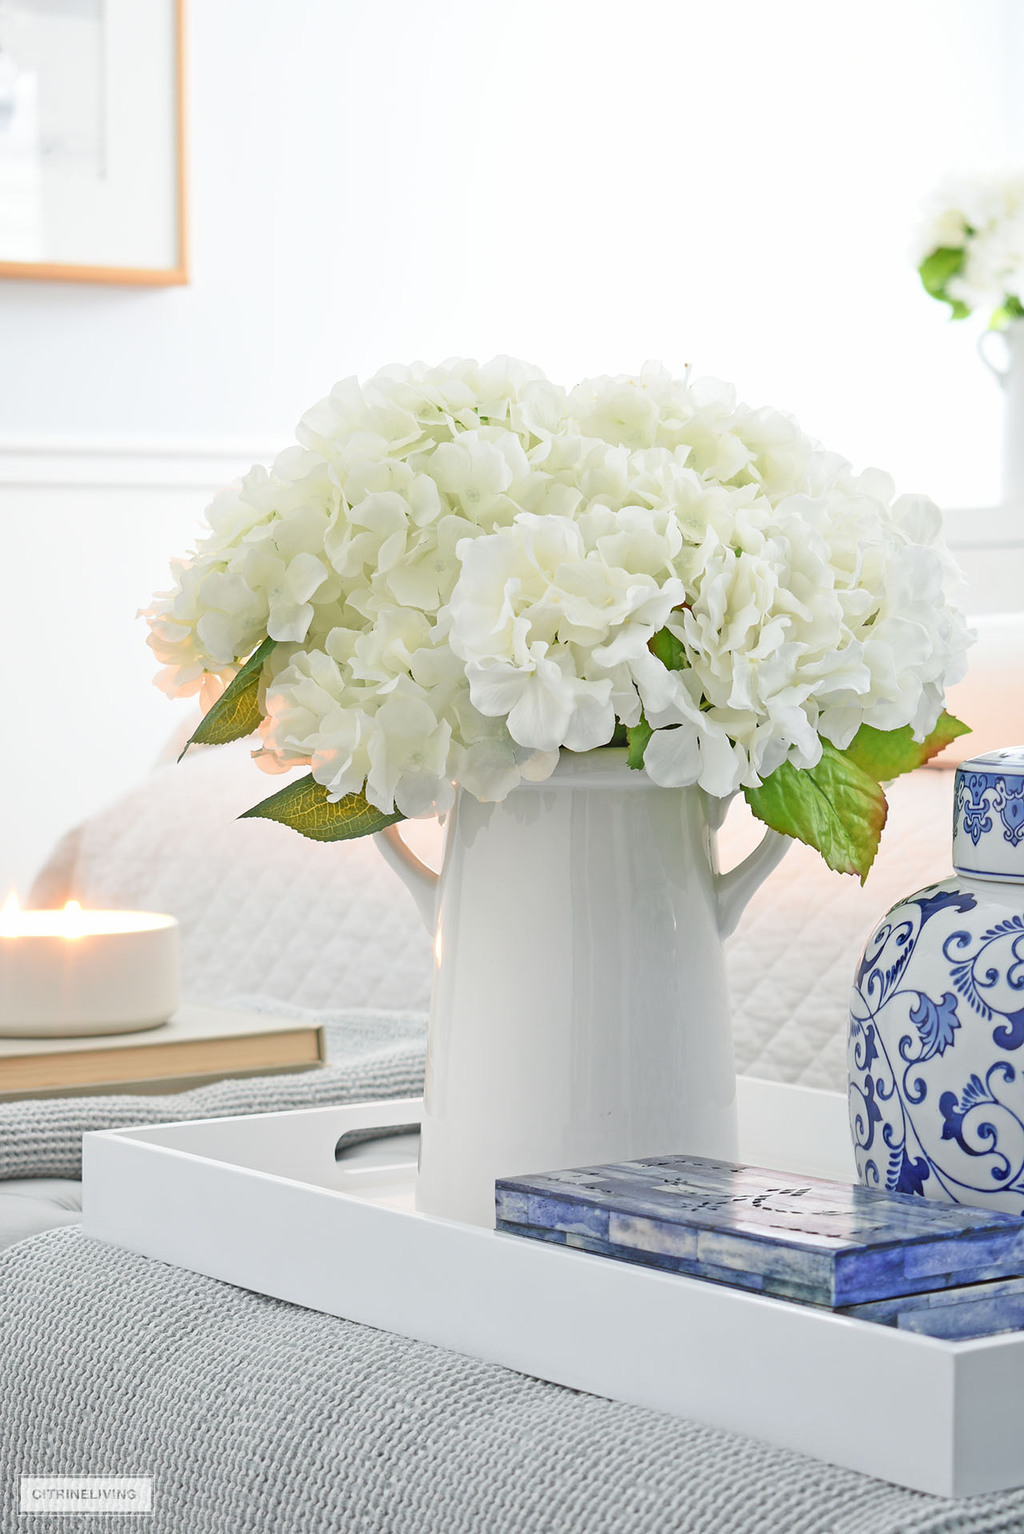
{"left": 648, "top": 624, "right": 688, "bottom": 671}
{"left": 744, "top": 741, "right": 888, "bottom": 882}
{"left": 844, "top": 712, "right": 969, "bottom": 782}
{"left": 918, "top": 246, "right": 971, "bottom": 318}
{"left": 179, "top": 637, "right": 277, "bottom": 759}
{"left": 626, "top": 715, "right": 653, "bottom": 770}
{"left": 990, "top": 295, "right": 1024, "bottom": 330}
{"left": 918, "top": 245, "right": 966, "bottom": 302}
{"left": 239, "top": 774, "right": 405, "bottom": 842}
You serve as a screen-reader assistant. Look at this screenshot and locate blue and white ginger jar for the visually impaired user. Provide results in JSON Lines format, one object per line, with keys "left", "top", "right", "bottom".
{"left": 849, "top": 748, "right": 1024, "bottom": 1212}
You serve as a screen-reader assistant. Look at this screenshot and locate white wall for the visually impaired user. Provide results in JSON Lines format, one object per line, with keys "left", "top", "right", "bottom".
{"left": 0, "top": 0, "right": 1020, "bottom": 498}
{"left": 1, "top": 466, "right": 215, "bottom": 895}
{"left": 1, "top": 0, "right": 1022, "bottom": 896}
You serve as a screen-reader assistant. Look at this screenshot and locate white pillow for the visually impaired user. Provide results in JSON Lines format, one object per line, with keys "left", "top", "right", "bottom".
{"left": 30, "top": 742, "right": 435, "bottom": 1014}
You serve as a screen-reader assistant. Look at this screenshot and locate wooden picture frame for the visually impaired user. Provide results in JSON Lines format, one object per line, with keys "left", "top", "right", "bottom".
{"left": 0, "top": 0, "right": 187, "bottom": 286}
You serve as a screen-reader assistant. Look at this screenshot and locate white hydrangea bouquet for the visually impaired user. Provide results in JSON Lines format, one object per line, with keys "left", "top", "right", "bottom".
{"left": 146, "top": 359, "right": 970, "bottom": 882}
{"left": 914, "top": 171, "right": 1024, "bottom": 327}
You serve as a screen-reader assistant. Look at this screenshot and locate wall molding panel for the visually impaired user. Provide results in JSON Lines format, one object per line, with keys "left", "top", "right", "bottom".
{"left": 0, "top": 436, "right": 279, "bottom": 490}
{"left": 0, "top": 435, "right": 1019, "bottom": 534}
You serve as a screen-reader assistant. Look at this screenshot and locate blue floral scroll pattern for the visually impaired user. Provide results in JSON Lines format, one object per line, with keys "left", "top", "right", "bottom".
{"left": 849, "top": 886, "right": 1024, "bottom": 1212}
{"left": 955, "top": 770, "right": 1024, "bottom": 849}
{"left": 1000, "top": 781, "right": 1024, "bottom": 847}
{"left": 955, "top": 771, "right": 999, "bottom": 847}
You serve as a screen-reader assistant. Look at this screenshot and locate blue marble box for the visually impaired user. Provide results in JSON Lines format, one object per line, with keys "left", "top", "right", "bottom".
{"left": 494, "top": 1154, "right": 1024, "bottom": 1310}
{"left": 843, "top": 1276, "right": 1024, "bottom": 1340}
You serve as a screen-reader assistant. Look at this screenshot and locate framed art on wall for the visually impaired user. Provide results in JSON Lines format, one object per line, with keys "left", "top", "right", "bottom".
{"left": 0, "top": 0, "right": 186, "bottom": 285}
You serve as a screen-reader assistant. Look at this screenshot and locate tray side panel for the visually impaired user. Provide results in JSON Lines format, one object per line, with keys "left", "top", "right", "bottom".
{"left": 735, "top": 1078, "right": 854, "bottom": 1181}
{"left": 953, "top": 1340, "right": 1024, "bottom": 1496}
{"left": 82, "top": 1131, "right": 962, "bottom": 1496}
{"left": 95, "top": 1097, "right": 423, "bottom": 1170}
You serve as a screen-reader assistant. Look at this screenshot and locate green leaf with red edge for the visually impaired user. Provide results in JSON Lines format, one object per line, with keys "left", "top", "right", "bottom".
{"left": 239, "top": 774, "right": 404, "bottom": 842}
{"left": 178, "top": 636, "right": 276, "bottom": 759}
{"left": 744, "top": 741, "right": 888, "bottom": 882}
{"left": 843, "top": 712, "right": 969, "bottom": 783}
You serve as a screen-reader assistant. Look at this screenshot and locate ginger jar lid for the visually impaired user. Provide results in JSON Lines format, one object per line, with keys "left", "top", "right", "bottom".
{"left": 953, "top": 748, "right": 1024, "bottom": 882}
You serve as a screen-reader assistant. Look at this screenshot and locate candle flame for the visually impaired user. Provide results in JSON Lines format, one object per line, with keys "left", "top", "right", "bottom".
{"left": 0, "top": 892, "right": 20, "bottom": 937}
{"left": 0, "top": 901, "right": 173, "bottom": 938}
{"left": 62, "top": 899, "right": 84, "bottom": 940}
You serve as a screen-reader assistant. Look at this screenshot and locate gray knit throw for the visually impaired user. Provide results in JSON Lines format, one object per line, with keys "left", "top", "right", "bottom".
{"left": 2, "top": 1224, "right": 1024, "bottom": 1534}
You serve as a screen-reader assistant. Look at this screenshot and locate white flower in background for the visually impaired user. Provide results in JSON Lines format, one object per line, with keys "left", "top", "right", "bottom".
{"left": 913, "top": 170, "right": 1024, "bottom": 326}
{"left": 146, "top": 357, "right": 970, "bottom": 829}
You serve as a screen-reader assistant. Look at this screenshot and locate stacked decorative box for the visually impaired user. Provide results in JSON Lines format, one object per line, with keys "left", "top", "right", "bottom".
{"left": 496, "top": 1153, "right": 1024, "bottom": 1340}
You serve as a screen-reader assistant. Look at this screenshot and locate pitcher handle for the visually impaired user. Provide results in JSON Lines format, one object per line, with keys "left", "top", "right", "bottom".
{"left": 374, "top": 824, "right": 439, "bottom": 932}
{"left": 978, "top": 329, "right": 1009, "bottom": 389}
{"left": 712, "top": 806, "right": 790, "bottom": 940}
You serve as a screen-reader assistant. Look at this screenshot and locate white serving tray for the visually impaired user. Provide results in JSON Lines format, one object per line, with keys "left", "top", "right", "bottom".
{"left": 82, "top": 1077, "right": 1024, "bottom": 1499}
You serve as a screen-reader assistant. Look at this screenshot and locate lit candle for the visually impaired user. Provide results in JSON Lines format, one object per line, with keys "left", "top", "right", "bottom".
{"left": 0, "top": 896, "right": 179, "bottom": 1038}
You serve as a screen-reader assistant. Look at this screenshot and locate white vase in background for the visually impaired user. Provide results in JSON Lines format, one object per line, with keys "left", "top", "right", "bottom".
{"left": 979, "top": 319, "right": 1024, "bottom": 509}
{"left": 376, "top": 747, "right": 789, "bottom": 1228}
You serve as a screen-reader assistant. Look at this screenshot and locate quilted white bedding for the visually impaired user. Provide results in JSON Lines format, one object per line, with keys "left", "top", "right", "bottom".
{"left": 30, "top": 744, "right": 954, "bottom": 1095}
{"left": 719, "top": 775, "right": 951, "bottom": 1089}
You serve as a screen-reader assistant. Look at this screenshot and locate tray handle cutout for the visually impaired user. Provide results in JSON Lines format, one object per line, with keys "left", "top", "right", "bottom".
{"left": 334, "top": 1122, "right": 421, "bottom": 1162}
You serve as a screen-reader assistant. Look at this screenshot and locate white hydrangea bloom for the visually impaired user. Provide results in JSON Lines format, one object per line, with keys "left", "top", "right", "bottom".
{"left": 445, "top": 511, "right": 686, "bottom": 755}
{"left": 145, "top": 358, "right": 970, "bottom": 814}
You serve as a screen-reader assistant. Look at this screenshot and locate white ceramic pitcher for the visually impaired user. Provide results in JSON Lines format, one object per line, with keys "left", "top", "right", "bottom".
{"left": 376, "top": 747, "right": 789, "bottom": 1227}
{"left": 979, "top": 320, "right": 1024, "bottom": 509}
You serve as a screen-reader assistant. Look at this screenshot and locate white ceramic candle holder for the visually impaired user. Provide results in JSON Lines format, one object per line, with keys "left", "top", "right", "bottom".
{"left": 0, "top": 903, "right": 179, "bottom": 1038}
